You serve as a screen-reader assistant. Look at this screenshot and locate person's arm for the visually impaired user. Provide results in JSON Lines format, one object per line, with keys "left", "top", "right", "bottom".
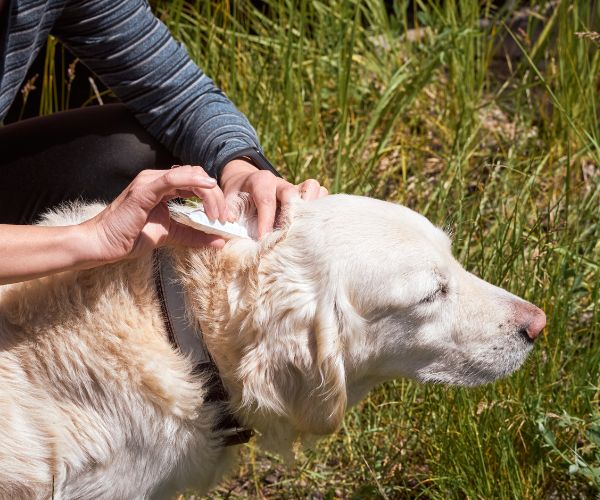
{"left": 219, "top": 160, "right": 328, "bottom": 237}
{"left": 0, "top": 224, "right": 95, "bottom": 285}
{"left": 52, "top": 0, "right": 267, "bottom": 180}
{"left": 0, "top": 166, "right": 225, "bottom": 285}
{"left": 53, "top": 0, "right": 327, "bottom": 231}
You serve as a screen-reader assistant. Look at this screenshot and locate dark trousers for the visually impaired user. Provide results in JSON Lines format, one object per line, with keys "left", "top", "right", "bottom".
{"left": 0, "top": 104, "right": 179, "bottom": 224}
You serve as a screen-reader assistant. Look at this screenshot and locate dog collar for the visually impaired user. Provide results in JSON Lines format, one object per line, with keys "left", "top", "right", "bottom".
{"left": 152, "top": 249, "right": 254, "bottom": 447}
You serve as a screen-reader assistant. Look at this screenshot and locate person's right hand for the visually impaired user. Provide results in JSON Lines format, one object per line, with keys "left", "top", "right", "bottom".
{"left": 219, "top": 159, "right": 328, "bottom": 238}
{"left": 82, "top": 166, "right": 227, "bottom": 264}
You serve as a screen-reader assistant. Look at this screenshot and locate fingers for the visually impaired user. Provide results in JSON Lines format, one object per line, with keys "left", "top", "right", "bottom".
{"left": 168, "top": 166, "right": 227, "bottom": 223}
{"left": 249, "top": 173, "right": 305, "bottom": 237}
{"left": 93, "top": 166, "right": 232, "bottom": 261}
{"left": 255, "top": 177, "right": 327, "bottom": 237}
{"left": 220, "top": 159, "right": 328, "bottom": 238}
{"left": 231, "top": 172, "right": 328, "bottom": 238}
{"left": 133, "top": 167, "right": 216, "bottom": 209}
{"left": 298, "top": 179, "right": 323, "bottom": 200}
{"left": 252, "top": 172, "right": 280, "bottom": 238}
{"left": 193, "top": 184, "right": 227, "bottom": 223}
{"left": 130, "top": 167, "right": 227, "bottom": 222}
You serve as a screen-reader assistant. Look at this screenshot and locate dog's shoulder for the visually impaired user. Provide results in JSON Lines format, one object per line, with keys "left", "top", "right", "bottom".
{"left": 0, "top": 206, "right": 226, "bottom": 496}
{"left": 36, "top": 201, "right": 106, "bottom": 227}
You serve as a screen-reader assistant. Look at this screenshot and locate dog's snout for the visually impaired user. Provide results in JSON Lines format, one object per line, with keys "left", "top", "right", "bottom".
{"left": 515, "top": 302, "right": 546, "bottom": 341}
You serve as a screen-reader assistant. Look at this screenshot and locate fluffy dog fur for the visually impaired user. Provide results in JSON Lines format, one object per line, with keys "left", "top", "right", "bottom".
{"left": 0, "top": 195, "right": 545, "bottom": 499}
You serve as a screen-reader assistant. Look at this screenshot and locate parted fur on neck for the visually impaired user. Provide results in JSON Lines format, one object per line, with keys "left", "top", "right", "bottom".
{"left": 172, "top": 202, "right": 353, "bottom": 453}
{"left": 172, "top": 229, "right": 306, "bottom": 452}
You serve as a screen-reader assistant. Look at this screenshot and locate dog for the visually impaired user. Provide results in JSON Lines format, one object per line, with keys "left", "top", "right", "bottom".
{"left": 0, "top": 194, "right": 546, "bottom": 499}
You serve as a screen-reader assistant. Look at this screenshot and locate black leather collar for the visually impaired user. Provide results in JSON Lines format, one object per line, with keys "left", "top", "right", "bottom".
{"left": 152, "top": 249, "right": 253, "bottom": 447}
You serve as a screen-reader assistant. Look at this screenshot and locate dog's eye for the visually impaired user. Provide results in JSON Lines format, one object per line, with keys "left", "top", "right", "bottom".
{"left": 420, "top": 282, "right": 449, "bottom": 304}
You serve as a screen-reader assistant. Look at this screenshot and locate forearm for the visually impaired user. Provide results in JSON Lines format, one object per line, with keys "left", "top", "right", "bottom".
{"left": 0, "top": 167, "right": 226, "bottom": 286}
{"left": 0, "top": 224, "right": 95, "bottom": 285}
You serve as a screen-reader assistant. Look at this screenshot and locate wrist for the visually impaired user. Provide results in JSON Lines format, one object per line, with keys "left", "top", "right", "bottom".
{"left": 220, "top": 159, "right": 259, "bottom": 189}
{"left": 216, "top": 148, "right": 281, "bottom": 184}
{"left": 0, "top": 223, "right": 105, "bottom": 285}
{"left": 69, "top": 219, "right": 120, "bottom": 270}
{"left": 65, "top": 223, "right": 103, "bottom": 270}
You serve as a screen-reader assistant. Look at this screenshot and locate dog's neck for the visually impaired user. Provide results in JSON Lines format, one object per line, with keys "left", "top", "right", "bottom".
{"left": 172, "top": 244, "right": 308, "bottom": 453}
{"left": 168, "top": 219, "right": 364, "bottom": 452}
{"left": 170, "top": 241, "right": 263, "bottom": 404}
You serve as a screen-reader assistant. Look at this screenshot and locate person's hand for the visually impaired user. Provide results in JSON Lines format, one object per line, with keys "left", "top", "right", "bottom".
{"left": 83, "top": 166, "right": 227, "bottom": 264}
{"left": 220, "top": 159, "right": 328, "bottom": 237}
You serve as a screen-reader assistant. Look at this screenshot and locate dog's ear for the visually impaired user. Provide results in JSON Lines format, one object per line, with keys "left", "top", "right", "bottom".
{"left": 236, "top": 244, "right": 348, "bottom": 437}
{"left": 238, "top": 295, "right": 348, "bottom": 437}
{"left": 293, "top": 294, "right": 348, "bottom": 434}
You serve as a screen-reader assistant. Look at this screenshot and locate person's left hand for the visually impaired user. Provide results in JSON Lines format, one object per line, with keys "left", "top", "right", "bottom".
{"left": 220, "top": 159, "right": 328, "bottom": 238}
{"left": 84, "top": 166, "right": 227, "bottom": 264}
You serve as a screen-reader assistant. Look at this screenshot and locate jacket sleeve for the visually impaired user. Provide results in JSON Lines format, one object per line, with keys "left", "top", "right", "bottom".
{"left": 53, "top": 0, "right": 278, "bottom": 179}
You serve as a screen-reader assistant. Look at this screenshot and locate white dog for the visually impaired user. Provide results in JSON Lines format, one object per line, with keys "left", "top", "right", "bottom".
{"left": 0, "top": 194, "right": 545, "bottom": 499}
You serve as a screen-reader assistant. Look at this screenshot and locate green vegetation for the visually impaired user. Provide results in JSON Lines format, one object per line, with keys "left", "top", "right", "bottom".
{"left": 31, "top": 0, "right": 600, "bottom": 497}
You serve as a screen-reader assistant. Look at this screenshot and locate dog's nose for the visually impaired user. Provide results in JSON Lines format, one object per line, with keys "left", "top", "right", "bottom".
{"left": 517, "top": 303, "right": 546, "bottom": 341}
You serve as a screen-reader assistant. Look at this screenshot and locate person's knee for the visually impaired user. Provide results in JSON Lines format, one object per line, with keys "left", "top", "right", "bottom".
{"left": 0, "top": 104, "right": 181, "bottom": 223}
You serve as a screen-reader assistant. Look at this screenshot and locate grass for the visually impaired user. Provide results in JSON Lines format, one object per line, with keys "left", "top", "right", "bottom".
{"left": 25, "top": 0, "right": 600, "bottom": 497}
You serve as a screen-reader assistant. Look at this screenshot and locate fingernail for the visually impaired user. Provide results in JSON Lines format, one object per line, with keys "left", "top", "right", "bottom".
{"left": 200, "top": 177, "right": 217, "bottom": 185}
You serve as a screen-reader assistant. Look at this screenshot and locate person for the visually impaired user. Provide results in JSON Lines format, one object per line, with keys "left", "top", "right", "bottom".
{"left": 0, "top": 0, "right": 326, "bottom": 285}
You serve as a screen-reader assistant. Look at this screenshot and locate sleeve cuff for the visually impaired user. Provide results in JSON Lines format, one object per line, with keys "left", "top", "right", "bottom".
{"left": 215, "top": 147, "right": 282, "bottom": 183}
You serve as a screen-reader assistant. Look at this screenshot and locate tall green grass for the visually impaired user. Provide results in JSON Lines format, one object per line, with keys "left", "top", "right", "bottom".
{"left": 33, "top": 0, "right": 600, "bottom": 497}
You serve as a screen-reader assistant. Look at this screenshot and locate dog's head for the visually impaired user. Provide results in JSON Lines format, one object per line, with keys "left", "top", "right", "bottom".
{"left": 221, "top": 194, "right": 545, "bottom": 443}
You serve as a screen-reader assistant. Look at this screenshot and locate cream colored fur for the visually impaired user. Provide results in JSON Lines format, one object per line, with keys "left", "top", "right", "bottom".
{"left": 0, "top": 195, "right": 542, "bottom": 498}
